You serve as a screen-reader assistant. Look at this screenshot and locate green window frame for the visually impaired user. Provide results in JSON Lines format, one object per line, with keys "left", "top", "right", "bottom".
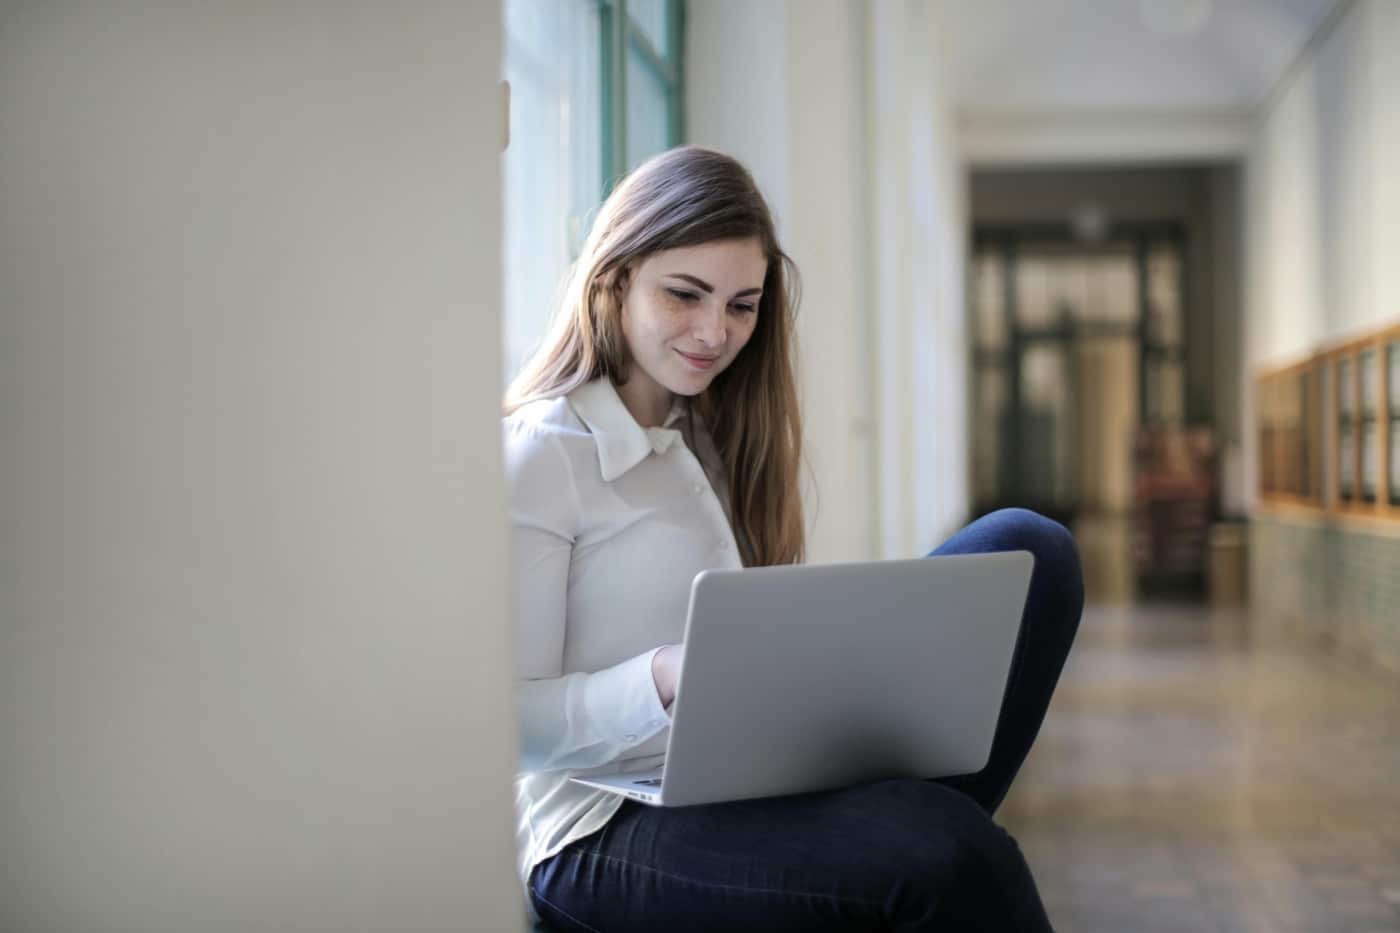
{"left": 500, "top": 0, "right": 686, "bottom": 382}
{"left": 600, "top": 0, "right": 686, "bottom": 195}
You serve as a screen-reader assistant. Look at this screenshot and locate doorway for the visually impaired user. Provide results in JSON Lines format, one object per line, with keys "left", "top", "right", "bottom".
{"left": 970, "top": 224, "right": 1189, "bottom": 601}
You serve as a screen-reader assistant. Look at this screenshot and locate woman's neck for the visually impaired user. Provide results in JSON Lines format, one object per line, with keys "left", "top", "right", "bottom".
{"left": 615, "top": 373, "right": 673, "bottom": 428}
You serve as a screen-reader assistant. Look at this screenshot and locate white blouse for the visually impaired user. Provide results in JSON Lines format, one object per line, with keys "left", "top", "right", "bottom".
{"left": 503, "top": 376, "right": 743, "bottom": 918}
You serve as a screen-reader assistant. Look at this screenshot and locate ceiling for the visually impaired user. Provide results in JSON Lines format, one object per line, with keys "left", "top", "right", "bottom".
{"left": 941, "top": 0, "right": 1342, "bottom": 163}
{"left": 943, "top": 0, "right": 1340, "bottom": 114}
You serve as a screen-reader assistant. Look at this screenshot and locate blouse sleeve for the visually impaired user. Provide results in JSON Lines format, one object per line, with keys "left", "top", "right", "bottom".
{"left": 504, "top": 419, "right": 672, "bottom": 774}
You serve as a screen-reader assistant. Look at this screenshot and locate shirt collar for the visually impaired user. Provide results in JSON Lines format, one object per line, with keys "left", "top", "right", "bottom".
{"left": 568, "top": 377, "right": 688, "bottom": 482}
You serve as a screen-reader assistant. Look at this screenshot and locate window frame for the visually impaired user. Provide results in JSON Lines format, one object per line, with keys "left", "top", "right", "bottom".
{"left": 1328, "top": 330, "right": 1393, "bottom": 518}
{"left": 1255, "top": 356, "right": 1324, "bottom": 510}
{"left": 1256, "top": 320, "right": 1400, "bottom": 523}
{"left": 599, "top": 0, "right": 686, "bottom": 196}
{"left": 500, "top": 0, "right": 686, "bottom": 383}
{"left": 968, "top": 222, "right": 1190, "bottom": 522}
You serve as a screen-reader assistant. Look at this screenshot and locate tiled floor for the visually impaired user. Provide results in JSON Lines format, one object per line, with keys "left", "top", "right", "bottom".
{"left": 998, "top": 604, "right": 1400, "bottom": 933}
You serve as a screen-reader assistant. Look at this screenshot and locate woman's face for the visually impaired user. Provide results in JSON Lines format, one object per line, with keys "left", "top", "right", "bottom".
{"left": 618, "top": 237, "right": 767, "bottom": 421}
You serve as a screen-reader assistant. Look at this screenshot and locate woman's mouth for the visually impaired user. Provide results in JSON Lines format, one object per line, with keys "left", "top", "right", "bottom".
{"left": 676, "top": 349, "right": 718, "bottom": 371}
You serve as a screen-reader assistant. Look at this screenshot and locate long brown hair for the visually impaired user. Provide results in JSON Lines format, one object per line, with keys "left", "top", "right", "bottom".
{"left": 505, "top": 146, "right": 804, "bottom": 567}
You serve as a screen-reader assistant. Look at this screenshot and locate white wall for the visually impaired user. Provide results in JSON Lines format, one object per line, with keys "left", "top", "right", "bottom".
{"left": 1242, "top": 0, "right": 1400, "bottom": 510}
{"left": 785, "top": 2, "right": 879, "bottom": 561}
{"left": 868, "top": 0, "right": 970, "bottom": 556}
{"left": 688, "top": 0, "right": 968, "bottom": 562}
{"left": 0, "top": 7, "right": 521, "bottom": 932}
{"left": 684, "top": 0, "right": 791, "bottom": 238}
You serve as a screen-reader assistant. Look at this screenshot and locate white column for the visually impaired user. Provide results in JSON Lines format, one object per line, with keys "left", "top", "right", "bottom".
{"left": 689, "top": 0, "right": 970, "bottom": 562}
{"left": 0, "top": 6, "right": 520, "bottom": 931}
{"left": 867, "top": 0, "right": 970, "bottom": 557}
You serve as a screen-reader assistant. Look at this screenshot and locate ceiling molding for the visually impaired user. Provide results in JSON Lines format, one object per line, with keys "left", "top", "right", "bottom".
{"left": 1256, "top": 0, "right": 1355, "bottom": 119}
{"left": 959, "top": 108, "right": 1253, "bottom": 166}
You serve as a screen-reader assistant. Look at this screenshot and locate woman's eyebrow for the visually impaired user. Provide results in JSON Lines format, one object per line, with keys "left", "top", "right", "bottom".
{"left": 665, "top": 273, "right": 762, "bottom": 298}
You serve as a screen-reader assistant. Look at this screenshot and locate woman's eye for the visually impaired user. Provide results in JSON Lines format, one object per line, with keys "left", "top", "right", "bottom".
{"left": 666, "top": 289, "right": 700, "bottom": 303}
{"left": 731, "top": 303, "right": 756, "bottom": 314}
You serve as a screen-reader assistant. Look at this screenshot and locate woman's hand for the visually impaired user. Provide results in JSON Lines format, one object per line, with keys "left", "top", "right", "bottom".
{"left": 651, "top": 644, "right": 684, "bottom": 710}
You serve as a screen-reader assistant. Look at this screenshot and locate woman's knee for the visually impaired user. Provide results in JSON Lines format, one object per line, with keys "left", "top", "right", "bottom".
{"left": 855, "top": 781, "right": 1030, "bottom": 883}
{"left": 980, "top": 509, "right": 1076, "bottom": 564}
{"left": 976, "top": 509, "right": 1083, "bottom": 601}
{"left": 854, "top": 781, "right": 1039, "bottom": 920}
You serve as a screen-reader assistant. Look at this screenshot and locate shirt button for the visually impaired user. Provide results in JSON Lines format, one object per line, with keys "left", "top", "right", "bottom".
{"left": 625, "top": 734, "right": 638, "bottom": 743}
{"left": 719, "top": 539, "right": 732, "bottom": 551}
{"left": 649, "top": 719, "right": 663, "bottom": 727}
{"left": 690, "top": 482, "right": 705, "bottom": 496}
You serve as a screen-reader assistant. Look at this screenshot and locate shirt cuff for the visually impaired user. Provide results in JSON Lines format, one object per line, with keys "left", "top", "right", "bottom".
{"left": 580, "top": 646, "right": 672, "bottom": 747}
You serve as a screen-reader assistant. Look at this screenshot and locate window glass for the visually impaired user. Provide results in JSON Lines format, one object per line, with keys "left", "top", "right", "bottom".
{"left": 629, "top": 0, "right": 671, "bottom": 57}
{"left": 1015, "top": 256, "right": 1056, "bottom": 329}
{"left": 1087, "top": 253, "right": 1137, "bottom": 325}
{"left": 1048, "top": 257, "right": 1090, "bottom": 322}
{"left": 503, "top": 0, "right": 602, "bottom": 382}
{"left": 1259, "top": 377, "right": 1275, "bottom": 495}
{"left": 1293, "top": 367, "right": 1304, "bottom": 493}
{"left": 1391, "top": 413, "right": 1400, "bottom": 505}
{"left": 1361, "top": 420, "right": 1378, "bottom": 502}
{"left": 974, "top": 252, "right": 1006, "bottom": 349}
{"left": 1019, "top": 344, "right": 1074, "bottom": 505}
{"left": 1337, "top": 356, "right": 1355, "bottom": 502}
{"left": 1359, "top": 348, "right": 1378, "bottom": 502}
{"left": 1340, "top": 421, "right": 1354, "bottom": 500}
{"left": 1360, "top": 349, "right": 1377, "bottom": 417}
{"left": 1338, "top": 357, "right": 1355, "bottom": 416}
{"left": 1147, "top": 360, "right": 1184, "bottom": 424}
{"left": 1145, "top": 245, "right": 1182, "bottom": 345}
{"left": 1389, "top": 342, "right": 1400, "bottom": 409}
{"left": 626, "top": 49, "right": 671, "bottom": 171}
{"left": 503, "top": 0, "right": 683, "bottom": 385}
{"left": 1390, "top": 343, "right": 1400, "bottom": 505}
{"left": 973, "top": 364, "right": 1006, "bottom": 504}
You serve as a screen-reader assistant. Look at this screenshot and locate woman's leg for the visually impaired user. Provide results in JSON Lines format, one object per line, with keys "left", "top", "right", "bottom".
{"left": 530, "top": 779, "right": 1053, "bottom": 933}
{"left": 927, "top": 508, "right": 1084, "bottom": 815}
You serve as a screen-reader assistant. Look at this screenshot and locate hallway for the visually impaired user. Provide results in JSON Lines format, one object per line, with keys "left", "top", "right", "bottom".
{"left": 1000, "top": 606, "right": 1400, "bottom": 932}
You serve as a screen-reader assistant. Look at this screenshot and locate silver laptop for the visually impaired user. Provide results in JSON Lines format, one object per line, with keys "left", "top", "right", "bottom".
{"left": 570, "top": 550, "right": 1034, "bottom": 807}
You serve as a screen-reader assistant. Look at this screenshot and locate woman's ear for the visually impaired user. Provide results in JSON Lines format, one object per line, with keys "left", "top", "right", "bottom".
{"left": 612, "top": 263, "right": 631, "bottom": 299}
{"left": 610, "top": 264, "right": 636, "bottom": 329}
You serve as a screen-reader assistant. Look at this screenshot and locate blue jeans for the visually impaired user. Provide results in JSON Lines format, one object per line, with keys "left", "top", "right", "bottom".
{"left": 530, "top": 509, "right": 1085, "bottom": 932}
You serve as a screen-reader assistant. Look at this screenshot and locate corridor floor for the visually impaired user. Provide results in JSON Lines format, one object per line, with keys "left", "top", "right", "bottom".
{"left": 998, "top": 605, "right": 1400, "bottom": 933}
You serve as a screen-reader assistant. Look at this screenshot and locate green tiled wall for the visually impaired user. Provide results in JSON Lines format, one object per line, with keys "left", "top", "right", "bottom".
{"left": 1250, "top": 516, "right": 1400, "bottom": 672}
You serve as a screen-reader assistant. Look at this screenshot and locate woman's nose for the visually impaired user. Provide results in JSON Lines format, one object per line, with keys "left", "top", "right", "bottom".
{"left": 692, "top": 302, "right": 725, "bottom": 346}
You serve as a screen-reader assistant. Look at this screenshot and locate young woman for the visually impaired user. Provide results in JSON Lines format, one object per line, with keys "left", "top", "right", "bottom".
{"left": 504, "top": 146, "right": 1083, "bottom": 932}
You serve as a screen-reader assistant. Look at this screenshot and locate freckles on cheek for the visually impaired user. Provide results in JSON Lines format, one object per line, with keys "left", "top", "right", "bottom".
{"left": 736, "top": 320, "right": 759, "bottom": 353}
